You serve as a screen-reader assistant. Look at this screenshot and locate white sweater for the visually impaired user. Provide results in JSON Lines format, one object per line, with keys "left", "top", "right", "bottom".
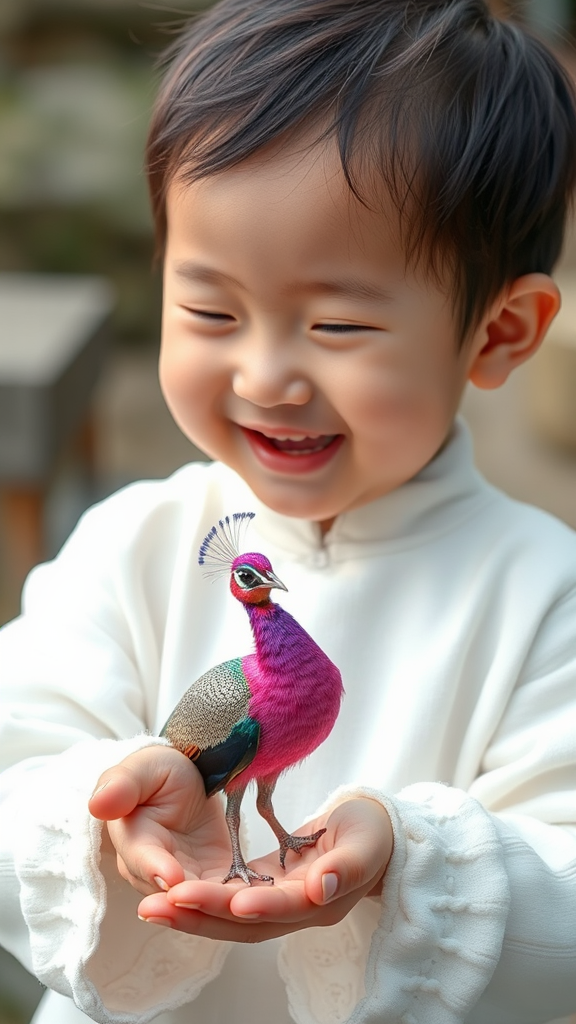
{"left": 1, "top": 421, "right": 575, "bottom": 1024}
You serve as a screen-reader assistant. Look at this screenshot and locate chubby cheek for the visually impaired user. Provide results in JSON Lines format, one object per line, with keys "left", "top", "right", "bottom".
{"left": 158, "top": 337, "right": 223, "bottom": 453}
{"left": 344, "top": 352, "right": 460, "bottom": 471}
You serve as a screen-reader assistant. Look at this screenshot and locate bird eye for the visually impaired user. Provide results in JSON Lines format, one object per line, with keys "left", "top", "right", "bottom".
{"left": 234, "top": 569, "right": 260, "bottom": 589}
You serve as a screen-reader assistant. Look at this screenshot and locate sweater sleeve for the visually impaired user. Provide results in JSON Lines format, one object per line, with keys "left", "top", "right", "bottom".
{"left": 1, "top": 735, "right": 231, "bottom": 1024}
{"left": 0, "top": 487, "right": 232, "bottom": 1024}
{"left": 278, "top": 589, "right": 576, "bottom": 1024}
{"left": 278, "top": 783, "right": 512, "bottom": 1024}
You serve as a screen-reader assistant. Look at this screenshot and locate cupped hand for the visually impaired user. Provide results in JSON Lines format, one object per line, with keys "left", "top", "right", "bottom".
{"left": 137, "top": 796, "right": 394, "bottom": 942}
{"left": 88, "top": 745, "right": 233, "bottom": 895}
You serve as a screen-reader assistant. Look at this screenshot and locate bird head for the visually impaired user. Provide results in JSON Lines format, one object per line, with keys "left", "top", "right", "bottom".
{"left": 198, "top": 512, "right": 288, "bottom": 606}
{"left": 229, "top": 553, "right": 288, "bottom": 606}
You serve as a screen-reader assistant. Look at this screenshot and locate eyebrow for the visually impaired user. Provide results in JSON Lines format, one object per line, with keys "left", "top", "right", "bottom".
{"left": 174, "top": 261, "right": 245, "bottom": 291}
{"left": 173, "top": 260, "right": 393, "bottom": 304}
{"left": 296, "top": 278, "right": 393, "bottom": 303}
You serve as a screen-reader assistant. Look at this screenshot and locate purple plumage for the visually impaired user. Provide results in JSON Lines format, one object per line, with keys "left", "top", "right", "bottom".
{"left": 161, "top": 515, "right": 344, "bottom": 884}
{"left": 238, "top": 594, "right": 341, "bottom": 784}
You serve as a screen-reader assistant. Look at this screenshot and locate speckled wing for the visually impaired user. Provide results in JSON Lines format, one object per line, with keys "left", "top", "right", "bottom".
{"left": 160, "top": 657, "right": 260, "bottom": 796}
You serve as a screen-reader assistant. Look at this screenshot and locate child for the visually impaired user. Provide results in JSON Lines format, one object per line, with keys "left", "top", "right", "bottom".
{"left": 1, "top": 0, "right": 576, "bottom": 1022}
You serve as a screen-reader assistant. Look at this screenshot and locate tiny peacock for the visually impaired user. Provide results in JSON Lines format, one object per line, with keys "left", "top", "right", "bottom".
{"left": 161, "top": 512, "right": 344, "bottom": 884}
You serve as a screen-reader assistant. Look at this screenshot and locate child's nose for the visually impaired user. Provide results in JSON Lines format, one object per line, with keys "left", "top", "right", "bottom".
{"left": 231, "top": 337, "right": 312, "bottom": 408}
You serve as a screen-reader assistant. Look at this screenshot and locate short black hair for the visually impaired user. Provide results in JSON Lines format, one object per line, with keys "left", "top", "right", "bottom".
{"left": 146, "top": 0, "right": 576, "bottom": 341}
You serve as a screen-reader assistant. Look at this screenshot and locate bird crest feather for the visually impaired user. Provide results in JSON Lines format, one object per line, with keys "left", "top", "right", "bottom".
{"left": 198, "top": 512, "right": 255, "bottom": 579}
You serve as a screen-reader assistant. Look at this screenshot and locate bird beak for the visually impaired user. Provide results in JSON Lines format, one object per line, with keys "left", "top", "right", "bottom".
{"left": 266, "top": 571, "right": 288, "bottom": 592}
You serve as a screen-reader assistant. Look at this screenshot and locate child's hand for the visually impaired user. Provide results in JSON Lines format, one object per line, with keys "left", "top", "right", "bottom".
{"left": 137, "top": 797, "right": 393, "bottom": 941}
{"left": 89, "top": 745, "right": 233, "bottom": 895}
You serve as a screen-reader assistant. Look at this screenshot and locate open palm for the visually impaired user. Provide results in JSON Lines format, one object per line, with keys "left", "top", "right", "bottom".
{"left": 138, "top": 797, "right": 393, "bottom": 942}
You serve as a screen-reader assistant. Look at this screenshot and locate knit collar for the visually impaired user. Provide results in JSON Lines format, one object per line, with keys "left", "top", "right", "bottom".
{"left": 219, "top": 418, "right": 492, "bottom": 562}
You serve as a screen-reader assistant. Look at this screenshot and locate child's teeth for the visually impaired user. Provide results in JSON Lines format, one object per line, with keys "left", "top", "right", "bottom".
{"left": 268, "top": 434, "right": 335, "bottom": 454}
{"left": 272, "top": 434, "right": 311, "bottom": 441}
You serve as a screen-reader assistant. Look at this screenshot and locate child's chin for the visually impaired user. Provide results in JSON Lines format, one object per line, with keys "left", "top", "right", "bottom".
{"left": 247, "top": 481, "right": 347, "bottom": 524}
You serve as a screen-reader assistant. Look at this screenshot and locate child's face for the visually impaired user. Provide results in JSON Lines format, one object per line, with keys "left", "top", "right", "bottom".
{"left": 160, "top": 137, "right": 484, "bottom": 525}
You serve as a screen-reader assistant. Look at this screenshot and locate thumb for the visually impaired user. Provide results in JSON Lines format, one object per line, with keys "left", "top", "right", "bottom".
{"left": 88, "top": 744, "right": 180, "bottom": 821}
{"left": 305, "top": 798, "right": 393, "bottom": 906}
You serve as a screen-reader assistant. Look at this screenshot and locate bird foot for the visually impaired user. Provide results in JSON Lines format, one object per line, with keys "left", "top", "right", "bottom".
{"left": 222, "top": 859, "right": 274, "bottom": 886}
{"left": 279, "top": 828, "right": 327, "bottom": 869}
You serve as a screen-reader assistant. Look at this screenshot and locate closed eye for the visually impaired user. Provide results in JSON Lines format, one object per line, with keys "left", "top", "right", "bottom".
{"left": 186, "top": 309, "right": 235, "bottom": 322}
{"left": 314, "top": 323, "right": 373, "bottom": 334}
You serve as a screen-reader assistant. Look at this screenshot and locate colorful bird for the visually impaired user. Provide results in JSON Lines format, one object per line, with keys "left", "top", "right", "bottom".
{"left": 161, "top": 512, "right": 344, "bottom": 884}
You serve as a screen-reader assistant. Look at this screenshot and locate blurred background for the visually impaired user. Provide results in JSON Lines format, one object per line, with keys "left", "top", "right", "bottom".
{"left": 0, "top": 1, "right": 575, "bottom": 1021}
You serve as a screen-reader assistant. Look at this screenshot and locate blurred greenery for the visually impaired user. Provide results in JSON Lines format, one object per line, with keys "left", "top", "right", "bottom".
{"left": 0, "top": 0, "right": 212, "bottom": 341}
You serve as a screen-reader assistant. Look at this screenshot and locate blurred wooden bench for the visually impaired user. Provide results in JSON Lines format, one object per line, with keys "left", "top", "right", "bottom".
{"left": 0, "top": 273, "right": 114, "bottom": 584}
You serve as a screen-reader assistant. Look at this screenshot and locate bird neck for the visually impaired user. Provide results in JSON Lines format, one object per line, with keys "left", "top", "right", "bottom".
{"left": 244, "top": 599, "right": 297, "bottom": 670}
{"left": 244, "top": 597, "right": 276, "bottom": 635}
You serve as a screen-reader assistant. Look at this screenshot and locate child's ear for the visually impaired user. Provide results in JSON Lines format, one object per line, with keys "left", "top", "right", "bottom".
{"left": 467, "top": 273, "right": 561, "bottom": 390}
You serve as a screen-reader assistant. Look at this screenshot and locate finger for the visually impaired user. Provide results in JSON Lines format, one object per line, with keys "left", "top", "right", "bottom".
{"left": 228, "top": 878, "right": 312, "bottom": 922}
{"left": 117, "top": 842, "right": 187, "bottom": 893}
{"left": 226, "top": 871, "right": 369, "bottom": 925}
{"left": 303, "top": 799, "right": 393, "bottom": 907}
{"left": 139, "top": 888, "right": 357, "bottom": 940}
{"left": 115, "top": 853, "right": 163, "bottom": 897}
{"left": 166, "top": 874, "right": 310, "bottom": 923}
{"left": 166, "top": 877, "right": 250, "bottom": 919}
{"left": 108, "top": 811, "right": 188, "bottom": 891}
{"left": 138, "top": 893, "right": 306, "bottom": 943}
{"left": 166, "top": 868, "right": 325, "bottom": 925}
{"left": 88, "top": 748, "right": 166, "bottom": 820}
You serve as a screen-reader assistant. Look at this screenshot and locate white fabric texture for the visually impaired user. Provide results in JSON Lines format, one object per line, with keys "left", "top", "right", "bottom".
{"left": 1, "top": 420, "right": 575, "bottom": 1024}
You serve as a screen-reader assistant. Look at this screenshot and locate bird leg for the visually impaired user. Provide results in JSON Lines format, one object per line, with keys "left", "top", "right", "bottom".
{"left": 222, "top": 785, "right": 274, "bottom": 885}
{"left": 256, "top": 778, "right": 327, "bottom": 869}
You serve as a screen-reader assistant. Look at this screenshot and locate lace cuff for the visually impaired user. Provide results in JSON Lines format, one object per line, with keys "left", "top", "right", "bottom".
{"left": 279, "top": 783, "right": 510, "bottom": 1024}
{"left": 14, "top": 734, "right": 231, "bottom": 1024}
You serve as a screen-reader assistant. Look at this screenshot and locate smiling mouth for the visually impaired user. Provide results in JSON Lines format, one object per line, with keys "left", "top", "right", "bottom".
{"left": 240, "top": 427, "right": 344, "bottom": 465}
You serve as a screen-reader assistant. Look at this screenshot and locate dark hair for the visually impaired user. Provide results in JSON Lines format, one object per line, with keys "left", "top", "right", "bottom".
{"left": 146, "top": 0, "right": 576, "bottom": 341}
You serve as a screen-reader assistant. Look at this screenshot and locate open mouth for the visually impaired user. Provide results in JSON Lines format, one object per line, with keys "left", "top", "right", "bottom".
{"left": 240, "top": 427, "right": 344, "bottom": 472}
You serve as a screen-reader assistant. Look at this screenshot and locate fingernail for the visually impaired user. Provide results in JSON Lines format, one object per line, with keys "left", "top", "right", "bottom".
{"left": 138, "top": 916, "right": 173, "bottom": 928}
{"left": 232, "top": 911, "right": 260, "bottom": 920}
{"left": 322, "top": 872, "right": 339, "bottom": 903}
{"left": 174, "top": 902, "right": 202, "bottom": 910}
{"left": 153, "top": 876, "right": 169, "bottom": 892}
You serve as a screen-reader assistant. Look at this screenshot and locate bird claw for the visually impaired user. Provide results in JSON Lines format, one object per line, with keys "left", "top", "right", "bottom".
{"left": 222, "top": 860, "right": 274, "bottom": 886}
{"left": 279, "top": 827, "right": 327, "bottom": 868}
